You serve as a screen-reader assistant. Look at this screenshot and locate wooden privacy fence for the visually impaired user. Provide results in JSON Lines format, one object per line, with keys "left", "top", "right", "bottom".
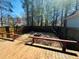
{"left": 0, "top": 32, "right": 20, "bottom": 41}
{"left": 29, "top": 36, "right": 79, "bottom": 52}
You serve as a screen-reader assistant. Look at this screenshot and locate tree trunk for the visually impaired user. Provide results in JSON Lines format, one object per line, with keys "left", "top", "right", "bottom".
{"left": 0, "top": 9, "right": 3, "bottom": 37}
{"left": 31, "top": 0, "right": 34, "bottom": 26}
{"left": 26, "top": 0, "right": 29, "bottom": 26}
{"left": 61, "top": 9, "right": 64, "bottom": 26}
{"left": 40, "top": 15, "right": 43, "bottom": 26}
{"left": 64, "top": 7, "right": 68, "bottom": 39}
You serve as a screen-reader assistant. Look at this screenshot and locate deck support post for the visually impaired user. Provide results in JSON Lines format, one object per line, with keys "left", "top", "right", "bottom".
{"left": 62, "top": 42, "right": 67, "bottom": 52}
{"left": 31, "top": 38, "right": 34, "bottom": 45}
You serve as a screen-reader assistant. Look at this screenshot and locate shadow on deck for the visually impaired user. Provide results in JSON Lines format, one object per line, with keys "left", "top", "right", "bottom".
{"left": 26, "top": 44, "right": 78, "bottom": 56}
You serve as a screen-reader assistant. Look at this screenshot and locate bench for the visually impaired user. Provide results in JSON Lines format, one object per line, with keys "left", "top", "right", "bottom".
{"left": 29, "top": 36, "right": 78, "bottom": 52}
{"left": 0, "top": 32, "right": 20, "bottom": 41}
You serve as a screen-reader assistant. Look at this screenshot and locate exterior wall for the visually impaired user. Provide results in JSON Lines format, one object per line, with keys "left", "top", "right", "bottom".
{"left": 67, "top": 16, "right": 79, "bottom": 40}
{"left": 67, "top": 16, "right": 79, "bottom": 28}
{"left": 67, "top": 28, "right": 79, "bottom": 40}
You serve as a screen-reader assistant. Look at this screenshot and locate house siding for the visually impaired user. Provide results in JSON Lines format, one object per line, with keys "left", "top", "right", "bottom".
{"left": 67, "top": 16, "right": 79, "bottom": 40}
{"left": 67, "top": 16, "right": 79, "bottom": 28}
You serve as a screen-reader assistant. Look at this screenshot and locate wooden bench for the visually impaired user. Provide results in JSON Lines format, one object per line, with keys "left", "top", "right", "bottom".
{"left": 0, "top": 32, "right": 20, "bottom": 41}
{"left": 29, "top": 36, "right": 78, "bottom": 52}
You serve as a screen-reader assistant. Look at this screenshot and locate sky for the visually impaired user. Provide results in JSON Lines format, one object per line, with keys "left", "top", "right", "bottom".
{"left": 11, "top": 0, "right": 24, "bottom": 18}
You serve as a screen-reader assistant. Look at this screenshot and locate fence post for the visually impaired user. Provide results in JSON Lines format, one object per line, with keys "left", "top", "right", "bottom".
{"left": 5, "top": 26, "right": 10, "bottom": 38}
{"left": 77, "top": 41, "right": 79, "bottom": 50}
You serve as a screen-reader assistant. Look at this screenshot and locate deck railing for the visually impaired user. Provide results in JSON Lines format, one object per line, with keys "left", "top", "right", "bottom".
{"left": 30, "top": 36, "right": 79, "bottom": 52}
{"left": 0, "top": 32, "right": 20, "bottom": 41}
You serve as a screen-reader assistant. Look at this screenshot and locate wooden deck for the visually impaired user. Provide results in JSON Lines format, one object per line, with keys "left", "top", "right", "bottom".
{"left": 0, "top": 34, "right": 78, "bottom": 59}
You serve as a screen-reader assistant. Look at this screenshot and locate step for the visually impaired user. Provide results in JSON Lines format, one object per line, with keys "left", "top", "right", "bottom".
{"left": 0, "top": 37, "right": 14, "bottom": 41}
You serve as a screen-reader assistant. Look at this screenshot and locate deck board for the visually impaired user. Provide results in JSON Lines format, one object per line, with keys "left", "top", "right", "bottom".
{"left": 0, "top": 34, "right": 78, "bottom": 59}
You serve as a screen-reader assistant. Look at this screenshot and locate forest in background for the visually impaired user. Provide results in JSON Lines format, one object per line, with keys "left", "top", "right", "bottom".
{"left": 0, "top": 0, "right": 79, "bottom": 27}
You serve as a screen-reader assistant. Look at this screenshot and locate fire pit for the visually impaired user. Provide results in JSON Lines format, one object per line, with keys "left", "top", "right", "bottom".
{"left": 33, "top": 33, "right": 42, "bottom": 37}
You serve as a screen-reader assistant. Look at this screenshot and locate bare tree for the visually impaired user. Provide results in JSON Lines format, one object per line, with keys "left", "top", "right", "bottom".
{"left": 0, "top": 0, "right": 13, "bottom": 37}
